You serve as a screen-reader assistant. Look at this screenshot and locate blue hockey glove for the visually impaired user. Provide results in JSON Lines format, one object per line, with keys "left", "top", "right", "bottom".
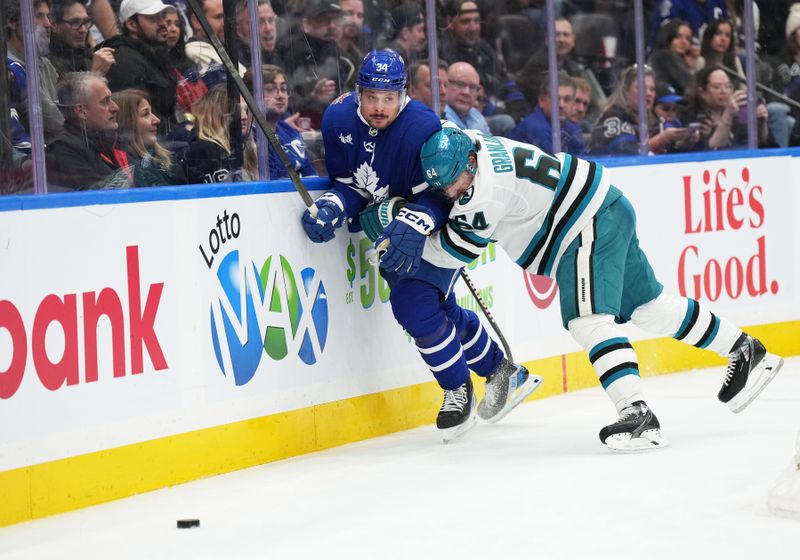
{"left": 374, "top": 204, "right": 435, "bottom": 275}
{"left": 302, "top": 192, "right": 345, "bottom": 243}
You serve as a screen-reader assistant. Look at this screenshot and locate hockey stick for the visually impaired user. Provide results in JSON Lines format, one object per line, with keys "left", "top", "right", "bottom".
{"left": 189, "top": 2, "right": 515, "bottom": 362}
{"left": 185, "top": 0, "right": 315, "bottom": 209}
{"left": 458, "top": 269, "right": 514, "bottom": 363}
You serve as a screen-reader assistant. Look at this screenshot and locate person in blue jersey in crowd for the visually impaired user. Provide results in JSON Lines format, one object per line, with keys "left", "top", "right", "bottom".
{"left": 508, "top": 72, "right": 586, "bottom": 156}
{"left": 412, "top": 126, "right": 784, "bottom": 452}
{"left": 301, "top": 50, "right": 541, "bottom": 441}
{"left": 653, "top": 0, "right": 728, "bottom": 40}
{"left": 243, "top": 64, "right": 317, "bottom": 179}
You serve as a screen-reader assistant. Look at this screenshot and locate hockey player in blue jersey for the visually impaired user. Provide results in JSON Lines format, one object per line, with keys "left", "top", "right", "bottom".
{"left": 412, "top": 126, "right": 784, "bottom": 452}
{"left": 301, "top": 50, "right": 542, "bottom": 441}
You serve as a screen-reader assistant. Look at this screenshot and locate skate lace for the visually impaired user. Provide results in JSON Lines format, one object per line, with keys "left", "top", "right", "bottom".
{"left": 617, "top": 404, "right": 643, "bottom": 423}
{"left": 724, "top": 344, "right": 747, "bottom": 385}
{"left": 440, "top": 386, "right": 468, "bottom": 413}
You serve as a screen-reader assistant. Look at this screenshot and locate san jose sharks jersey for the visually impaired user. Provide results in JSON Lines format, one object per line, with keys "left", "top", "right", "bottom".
{"left": 422, "top": 130, "right": 618, "bottom": 277}
{"left": 321, "top": 92, "right": 449, "bottom": 225}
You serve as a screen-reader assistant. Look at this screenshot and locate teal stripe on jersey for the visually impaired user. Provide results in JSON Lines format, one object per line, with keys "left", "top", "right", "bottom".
{"left": 675, "top": 298, "right": 697, "bottom": 340}
{"left": 540, "top": 160, "right": 604, "bottom": 276}
{"left": 515, "top": 154, "right": 577, "bottom": 269}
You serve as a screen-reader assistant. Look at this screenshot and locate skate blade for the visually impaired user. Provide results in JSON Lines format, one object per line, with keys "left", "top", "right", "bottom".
{"left": 605, "top": 429, "right": 670, "bottom": 453}
{"left": 441, "top": 414, "right": 477, "bottom": 443}
{"left": 481, "top": 374, "right": 544, "bottom": 424}
{"left": 728, "top": 353, "right": 784, "bottom": 413}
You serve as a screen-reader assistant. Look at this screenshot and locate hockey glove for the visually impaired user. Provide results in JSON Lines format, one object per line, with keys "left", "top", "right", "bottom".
{"left": 302, "top": 191, "right": 346, "bottom": 243}
{"left": 374, "top": 204, "right": 435, "bottom": 275}
{"left": 358, "top": 196, "right": 407, "bottom": 242}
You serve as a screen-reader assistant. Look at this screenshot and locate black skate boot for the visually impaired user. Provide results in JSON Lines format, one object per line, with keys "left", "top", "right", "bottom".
{"left": 720, "top": 333, "right": 784, "bottom": 413}
{"left": 478, "top": 359, "right": 543, "bottom": 423}
{"left": 436, "top": 377, "right": 477, "bottom": 442}
{"left": 599, "top": 401, "right": 669, "bottom": 453}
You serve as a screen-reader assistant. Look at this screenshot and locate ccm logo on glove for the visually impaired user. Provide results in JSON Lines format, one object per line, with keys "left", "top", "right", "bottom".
{"left": 396, "top": 207, "right": 434, "bottom": 235}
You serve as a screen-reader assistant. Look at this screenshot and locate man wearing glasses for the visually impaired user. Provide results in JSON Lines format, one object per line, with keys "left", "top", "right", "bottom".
{"left": 443, "top": 62, "right": 490, "bottom": 134}
{"left": 49, "top": 0, "right": 116, "bottom": 78}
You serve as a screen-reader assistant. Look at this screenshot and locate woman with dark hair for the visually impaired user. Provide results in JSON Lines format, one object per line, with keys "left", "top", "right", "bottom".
{"left": 698, "top": 18, "right": 743, "bottom": 77}
{"left": 112, "top": 89, "right": 187, "bottom": 187}
{"left": 648, "top": 19, "right": 696, "bottom": 94}
{"left": 684, "top": 65, "right": 768, "bottom": 150}
{"left": 590, "top": 64, "right": 698, "bottom": 156}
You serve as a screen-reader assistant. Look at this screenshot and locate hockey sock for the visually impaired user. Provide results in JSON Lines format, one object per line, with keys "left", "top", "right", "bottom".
{"left": 441, "top": 293, "right": 503, "bottom": 377}
{"left": 630, "top": 292, "right": 742, "bottom": 357}
{"left": 569, "top": 314, "right": 645, "bottom": 413}
{"left": 414, "top": 321, "right": 470, "bottom": 390}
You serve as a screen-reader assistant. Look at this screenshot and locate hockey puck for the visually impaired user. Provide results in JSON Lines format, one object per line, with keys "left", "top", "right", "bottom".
{"left": 177, "top": 519, "right": 200, "bottom": 529}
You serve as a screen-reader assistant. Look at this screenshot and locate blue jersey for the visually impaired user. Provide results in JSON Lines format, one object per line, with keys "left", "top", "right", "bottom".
{"left": 654, "top": 0, "right": 728, "bottom": 36}
{"left": 268, "top": 120, "right": 317, "bottom": 180}
{"left": 321, "top": 93, "right": 448, "bottom": 225}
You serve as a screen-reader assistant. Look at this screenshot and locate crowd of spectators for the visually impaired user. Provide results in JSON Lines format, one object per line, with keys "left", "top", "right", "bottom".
{"left": 3, "top": 0, "right": 800, "bottom": 194}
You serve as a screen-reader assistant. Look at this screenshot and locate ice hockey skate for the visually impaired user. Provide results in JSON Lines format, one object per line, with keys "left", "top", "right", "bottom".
{"left": 437, "top": 377, "right": 477, "bottom": 443}
{"left": 599, "top": 400, "right": 669, "bottom": 453}
{"left": 719, "top": 333, "right": 784, "bottom": 413}
{"left": 478, "top": 359, "right": 543, "bottom": 423}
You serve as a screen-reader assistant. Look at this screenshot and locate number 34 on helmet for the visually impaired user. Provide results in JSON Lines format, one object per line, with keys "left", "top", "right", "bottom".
{"left": 421, "top": 127, "right": 477, "bottom": 190}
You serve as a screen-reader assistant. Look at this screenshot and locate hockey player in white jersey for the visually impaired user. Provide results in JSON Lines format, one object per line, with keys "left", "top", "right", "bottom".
{"left": 405, "top": 126, "right": 784, "bottom": 452}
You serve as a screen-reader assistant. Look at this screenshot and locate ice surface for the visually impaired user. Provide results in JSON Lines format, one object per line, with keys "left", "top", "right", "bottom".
{"left": 1, "top": 359, "right": 798, "bottom": 560}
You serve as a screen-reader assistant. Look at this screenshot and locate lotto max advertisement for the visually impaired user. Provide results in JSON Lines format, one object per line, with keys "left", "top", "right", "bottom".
{"left": 1, "top": 155, "right": 799, "bottom": 472}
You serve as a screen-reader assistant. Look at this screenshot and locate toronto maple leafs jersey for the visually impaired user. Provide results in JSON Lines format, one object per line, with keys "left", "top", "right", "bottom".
{"left": 422, "top": 130, "right": 619, "bottom": 277}
{"left": 321, "top": 92, "right": 449, "bottom": 225}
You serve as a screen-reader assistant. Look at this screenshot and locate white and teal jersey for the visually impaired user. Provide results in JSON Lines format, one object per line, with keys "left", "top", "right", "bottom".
{"left": 422, "top": 131, "right": 611, "bottom": 277}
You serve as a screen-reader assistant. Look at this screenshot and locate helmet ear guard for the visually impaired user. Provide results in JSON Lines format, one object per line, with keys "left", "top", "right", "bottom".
{"left": 420, "top": 128, "right": 478, "bottom": 190}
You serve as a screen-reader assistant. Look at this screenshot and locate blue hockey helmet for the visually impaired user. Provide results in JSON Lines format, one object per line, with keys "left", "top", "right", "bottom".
{"left": 357, "top": 50, "right": 407, "bottom": 92}
{"left": 420, "top": 127, "right": 477, "bottom": 190}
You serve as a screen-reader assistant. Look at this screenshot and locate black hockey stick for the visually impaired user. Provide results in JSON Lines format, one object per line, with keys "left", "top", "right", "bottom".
{"left": 458, "top": 269, "right": 514, "bottom": 363}
{"left": 185, "top": 0, "right": 315, "bottom": 209}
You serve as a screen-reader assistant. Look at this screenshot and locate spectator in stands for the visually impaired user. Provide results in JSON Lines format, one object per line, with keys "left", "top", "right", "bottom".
{"left": 243, "top": 65, "right": 317, "bottom": 179}
{"left": 47, "top": 72, "right": 130, "bottom": 190}
{"left": 184, "top": 84, "right": 257, "bottom": 183}
{"left": 654, "top": 0, "right": 729, "bottom": 39}
{"left": 337, "top": 0, "right": 365, "bottom": 86}
{"left": 771, "top": 5, "right": 800, "bottom": 145}
{"left": 684, "top": 65, "right": 768, "bottom": 150}
{"left": 234, "top": 0, "right": 284, "bottom": 70}
{"left": 112, "top": 89, "right": 187, "bottom": 186}
{"left": 509, "top": 72, "right": 586, "bottom": 155}
{"left": 383, "top": 3, "right": 426, "bottom": 66}
{"left": 443, "top": 62, "right": 490, "bottom": 133}
{"left": 5, "top": 0, "right": 63, "bottom": 142}
{"left": 281, "top": 0, "right": 353, "bottom": 129}
{"left": 186, "top": 0, "right": 231, "bottom": 73}
{"left": 516, "top": 16, "right": 606, "bottom": 119}
{"left": 474, "top": 83, "right": 516, "bottom": 136}
{"left": 648, "top": 18, "right": 697, "bottom": 95}
{"left": 653, "top": 81, "right": 701, "bottom": 151}
{"left": 164, "top": 3, "right": 194, "bottom": 72}
{"left": 438, "top": 0, "right": 506, "bottom": 95}
{"left": 99, "top": 0, "right": 179, "bottom": 136}
{"left": 570, "top": 76, "right": 593, "bottom": 145}
{"left": 590, "top": 64, "right": 695, "bottom": 156}
{"left": 49, "top": 0, "right": 116, "bottom": 78}
{"left": 698, "top": 17, "right": 743, "bottom": 76}
{"left": 408, "top": 60, "right": 448, "bottom": 116}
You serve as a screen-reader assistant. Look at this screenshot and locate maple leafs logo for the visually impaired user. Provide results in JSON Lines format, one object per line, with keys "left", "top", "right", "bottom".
{"left": 354, "top": 162, "right": 387, "bottom": 201}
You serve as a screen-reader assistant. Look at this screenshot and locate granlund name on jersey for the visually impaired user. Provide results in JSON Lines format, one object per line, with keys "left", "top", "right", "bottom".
{"left": 422, "top": 130, "right": 611, "bottom": 277}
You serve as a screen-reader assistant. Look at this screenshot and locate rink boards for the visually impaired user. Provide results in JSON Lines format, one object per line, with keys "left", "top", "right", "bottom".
{"left": 1, "top": 152, "right": 799, "bottom": 526}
